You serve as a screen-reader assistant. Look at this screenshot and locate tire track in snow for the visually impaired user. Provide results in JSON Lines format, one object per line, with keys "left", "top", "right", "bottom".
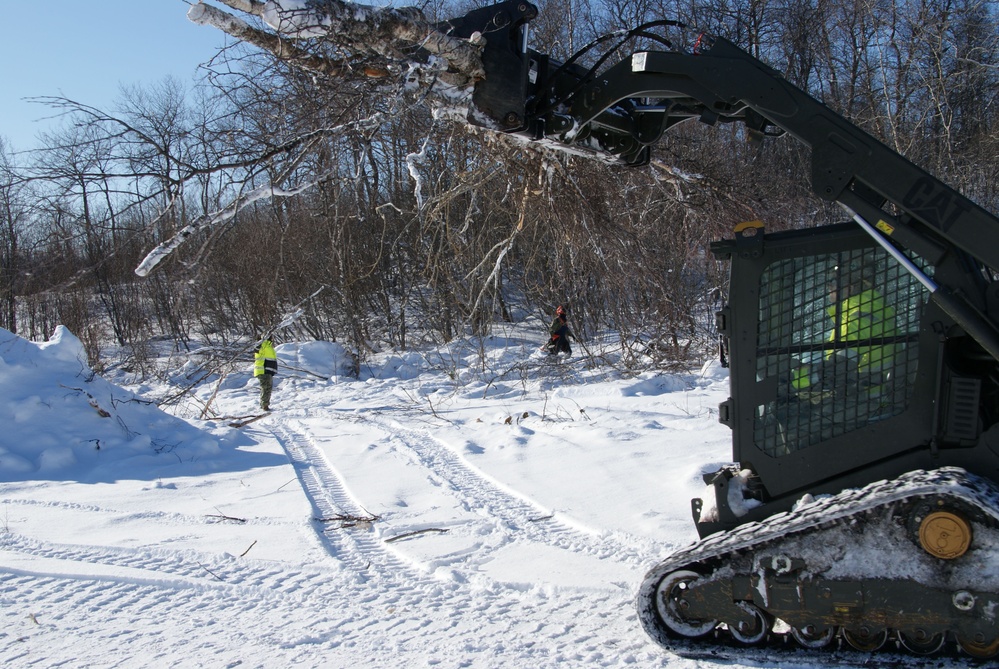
{"left": 268, "top": 419, "right": 413, "bottom": 575}
{"left": 267, "top": 414, "right": 656, "bottom": 597}
{"left": 0, "top": 538, "right": 381, "bottom": 667}
{"left": 273, "top": 407, "right": 667, "bottom": 591}
{"left": 265, "top": 414, "right": 577, "bottom": 603}
{"left": 1, "top": 416, "right": 413, "bottom": 620}
{"left": 0, "top": 532, "right": 328, "bottom": 601}
{"left": 376, "top": 417, "right": 664, "bottom": 570}
{"left": 0, "top": 422, "right": 669, "bottom": 666}
{"left": 1, "top": 533, "right": 213, "bottom": 583}
{"left": 0, "top": 559, "right": 422, "bottom": 667}
{"left": 2, "top": 533, "right": 617, "bottom": 667}
{"left": 0, "top": 497, "right": 233, "bottom": 528}
{"left": 0, "top": 560, "right": 645, "bottom": 666}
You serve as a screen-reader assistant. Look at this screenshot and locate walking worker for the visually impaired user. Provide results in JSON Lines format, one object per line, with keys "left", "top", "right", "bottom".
{"left": 254, "top": 335, "right": 278, "bottom": 411}
{"left": 545, "top": 305, "right": 573, "bottom": 355}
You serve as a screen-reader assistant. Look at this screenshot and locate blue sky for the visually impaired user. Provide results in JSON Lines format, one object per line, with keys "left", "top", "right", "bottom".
{"left": 1, "top": 1, "right": 227, "bottom": 153}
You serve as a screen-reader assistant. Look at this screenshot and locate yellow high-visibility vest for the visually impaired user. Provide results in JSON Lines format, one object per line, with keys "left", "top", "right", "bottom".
{"left": 254, "top": 340, "right": 277, "bottom": 377}
{"left": 826, "top": 288, "right": 896, "bottom": 374}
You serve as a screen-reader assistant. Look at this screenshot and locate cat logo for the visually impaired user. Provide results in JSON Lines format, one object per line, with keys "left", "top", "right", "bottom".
{"left": 902, "top": 176, "right": 971, "bottom": 232}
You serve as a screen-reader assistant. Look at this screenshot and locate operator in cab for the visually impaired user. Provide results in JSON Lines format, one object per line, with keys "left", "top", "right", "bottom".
{"left": 789, "top": 262, "right": 898, "bottom": 444}
{"left": 824, "top": 263, "right": 897, "bottom": 393}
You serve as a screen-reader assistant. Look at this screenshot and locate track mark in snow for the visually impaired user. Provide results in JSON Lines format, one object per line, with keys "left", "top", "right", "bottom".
{"left": 380, "top": 418, "right": 662, "bottom": 569}
{"left": 0, "top": 532, "right": 334, "bottom": 604}
{"left": 0, "top": 412, "right": 658, "bottom": 666}
{"left": 268, "top": 409, "right": 668, "bottom": 594}
{"left": 0, "top": 550, "right": 660, "bottom": 668}
{"left": 268, "top": 420, "right": 411, "bottom": 575}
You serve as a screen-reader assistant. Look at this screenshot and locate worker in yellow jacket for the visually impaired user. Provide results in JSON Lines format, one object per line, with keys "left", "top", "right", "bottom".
{"left": 784, "top": 263, "right": 897, "bottom": 449}
{"left": 254, "top": 336, "right": 278, "bottom": 411}
{"left": 794, "top": 265, "right": 896, "bottom": 397}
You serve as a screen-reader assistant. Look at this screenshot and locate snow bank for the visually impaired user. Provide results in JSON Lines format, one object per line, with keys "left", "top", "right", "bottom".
{"left": 0, "top": 327, "right": 219, "bottom": 481}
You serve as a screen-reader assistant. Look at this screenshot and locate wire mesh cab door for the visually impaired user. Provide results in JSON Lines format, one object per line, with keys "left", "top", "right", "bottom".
{"left": 715, "top": 222, "right": 935, "bottom": 501}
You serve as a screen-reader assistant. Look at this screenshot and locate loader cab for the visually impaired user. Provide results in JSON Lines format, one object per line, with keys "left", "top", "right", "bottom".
{"left": 697, "top": 220, "right": 999, "bottom": 537}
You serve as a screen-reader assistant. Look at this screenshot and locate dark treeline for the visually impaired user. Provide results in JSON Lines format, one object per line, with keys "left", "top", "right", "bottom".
{"left": 1, "top": 0, "right": 997, "bottom": 374}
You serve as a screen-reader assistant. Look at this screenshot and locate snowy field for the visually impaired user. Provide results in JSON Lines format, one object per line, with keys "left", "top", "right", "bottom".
{"left": 0, "top": 324, "right": 969, "bottom": 668}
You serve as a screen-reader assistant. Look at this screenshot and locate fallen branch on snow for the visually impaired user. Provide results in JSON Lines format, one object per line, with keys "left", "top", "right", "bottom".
{"left": 59, "top": 384, "right": 112, "bottom": 418}
{"left": 240, "top": 539, "right": 258, "bottom": 557}
{"left": 384, "top": 528, "right": 449, "bottom": 543}
{"left": 314, "top": 512, "right": 380, "bottom": 528}
{"left": 198, "top": 562, "right": 226, "bottom": 581}
{"left": 206, "top": 510, "right": 248, "bottom": 523}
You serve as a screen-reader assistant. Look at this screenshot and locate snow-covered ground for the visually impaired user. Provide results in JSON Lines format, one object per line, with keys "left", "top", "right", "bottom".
{"left": 0, "top": 324, "right": 961, "bottom": 668}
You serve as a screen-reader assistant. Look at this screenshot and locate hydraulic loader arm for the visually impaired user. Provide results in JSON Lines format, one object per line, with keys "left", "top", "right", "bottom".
{"left": 445, "top": 0, "right": 999, "bottom": 358}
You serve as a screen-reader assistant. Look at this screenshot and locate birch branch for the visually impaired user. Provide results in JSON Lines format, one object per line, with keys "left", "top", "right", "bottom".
{"left": 188, "top": 1, "right": 485, "bottom": 83}
{"left": 135, "top": 130, "right": 333, "bottom": 276}
{"left": 188, "top": 3, "right": 365, "bottom": 78}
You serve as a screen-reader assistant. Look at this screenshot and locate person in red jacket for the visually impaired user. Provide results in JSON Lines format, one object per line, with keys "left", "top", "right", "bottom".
{"left": 544, "top": 305, "right": 573, "bottom": 355}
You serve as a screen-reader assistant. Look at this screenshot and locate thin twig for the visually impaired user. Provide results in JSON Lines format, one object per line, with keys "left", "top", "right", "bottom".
{"left": 239, "top": 540, "right": 257, "bottom": 557}
{"left": 200, "top": 373, "right": 226, "bottom": 419}
{"left": 198, "top": 562, "right": 225, "bottom": 581}
{"left": 206, "top": 509, "right": 247, "bottom": 524}
{"left": 384, "top": 528, "right": 448, "bottom": 543}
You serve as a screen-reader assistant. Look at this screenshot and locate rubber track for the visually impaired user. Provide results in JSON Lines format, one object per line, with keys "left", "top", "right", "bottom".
{"left": 636, "top": 467, "right": 999, "bottom": 662}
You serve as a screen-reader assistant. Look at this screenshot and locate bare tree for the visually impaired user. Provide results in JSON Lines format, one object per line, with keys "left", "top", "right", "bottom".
{"left": 0, "top": 138, "right": 29, "bottom": 333}
{"left": 6, "top": 0, "right": 995, "bottom": 377}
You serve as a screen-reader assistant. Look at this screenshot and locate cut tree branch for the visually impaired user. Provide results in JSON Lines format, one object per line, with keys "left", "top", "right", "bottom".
{"left": 314, "top": 512, "right": 380, "bottom": 528}
{"left": 188, "top": 1, "right": 485, "bottom": 84}
{"left": 189, "top": 3, "right": 360, "bottom": 78}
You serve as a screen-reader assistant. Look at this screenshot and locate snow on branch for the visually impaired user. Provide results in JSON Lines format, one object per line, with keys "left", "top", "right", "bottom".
{"left": 138, "top": 1, "right": 493, "bottom": 277}
{"left": 135, "top": 178, "right": 318, "bottom": 277}
{"left": 188, "top": 2, "right": 361, "bottom": 77}
{"left": 188, "top": 0, "right": 485, "bottom": 85}
{"left": 134, "top": 113, "right": 388, "bottom": 276}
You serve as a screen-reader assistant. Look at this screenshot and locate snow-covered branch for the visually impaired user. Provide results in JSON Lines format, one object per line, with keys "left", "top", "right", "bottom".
{"left": 134, "top": 109, "right": 391, "bottom": 276}
{"left": 135, "top": 177, "right": 322, "bottom": 277}
{"left": 137, "top": 1, "right": 495, "bottom": 277}
{"left": 188, "top": 1, "right": 485, "bottom": 85}
{"left": 188, "top": 2, "right": 362, "bottom": 78}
